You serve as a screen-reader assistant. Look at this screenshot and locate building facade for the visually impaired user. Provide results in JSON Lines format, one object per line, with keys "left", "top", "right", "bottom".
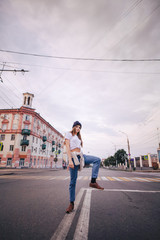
{"left": 0, "top": 93, "right": 64, "bottom": 168}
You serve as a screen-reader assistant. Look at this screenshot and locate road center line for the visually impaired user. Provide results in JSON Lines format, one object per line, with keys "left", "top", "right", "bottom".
{"left": 73, "top": 189, "right": 92, "bottom": 240}
{"left": 50, "top": 187, "right": 85, "bottom": 240}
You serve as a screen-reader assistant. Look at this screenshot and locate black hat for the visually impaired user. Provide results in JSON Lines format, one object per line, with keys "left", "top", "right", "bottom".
{"left": 72, "top": 121, "right": 82, "bottom": 129}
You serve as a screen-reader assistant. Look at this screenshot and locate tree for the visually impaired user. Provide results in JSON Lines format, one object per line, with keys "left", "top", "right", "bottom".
{"left": 114, "top": 149, "right": 128, "bottom": 165}
{"left": 104, "top": 156, "right": 116, "bottom": 166}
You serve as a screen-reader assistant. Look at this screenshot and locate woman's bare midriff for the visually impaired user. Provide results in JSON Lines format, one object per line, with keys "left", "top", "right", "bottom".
{"left": 71, "top": 148, "right": 81, "bottom": 152}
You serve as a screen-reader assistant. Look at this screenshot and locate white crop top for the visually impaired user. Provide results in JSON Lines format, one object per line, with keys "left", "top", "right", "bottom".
{"left": 65, "top": 132, "right": 81, "bottom": 150}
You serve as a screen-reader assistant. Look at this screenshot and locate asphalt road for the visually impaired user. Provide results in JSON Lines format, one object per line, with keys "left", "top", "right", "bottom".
{"left": 0, "top": 168, "right": 160, "bottom": 240}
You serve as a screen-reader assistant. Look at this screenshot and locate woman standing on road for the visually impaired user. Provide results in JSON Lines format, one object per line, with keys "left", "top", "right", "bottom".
{"left": 65, "top": 121, "right": 104, "bottom": 214}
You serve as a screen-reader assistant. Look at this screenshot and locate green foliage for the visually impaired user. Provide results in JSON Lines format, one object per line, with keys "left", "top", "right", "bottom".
{"left": 114, "top": 149, "right": 128, "bottom": 165}
{"left": 104, "top": 156, "right": 116, "bottom": 166}
{"left": 104, "top": 149, "right": 128, "bottom": 167}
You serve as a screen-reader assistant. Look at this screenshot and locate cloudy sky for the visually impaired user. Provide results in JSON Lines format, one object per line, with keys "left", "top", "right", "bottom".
{"left": 0, "top": 0, "right": 160, "bottom": 158}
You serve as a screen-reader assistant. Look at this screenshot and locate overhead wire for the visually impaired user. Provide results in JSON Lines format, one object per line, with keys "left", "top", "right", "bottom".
{"left": 104, "top": 2, "right": 160, "bottom": 56}
{"left": 0, "top": 60, "right": 160, "bottom": 75}
{"left": 1, "top": 49, "right": 160, "bottom": 62}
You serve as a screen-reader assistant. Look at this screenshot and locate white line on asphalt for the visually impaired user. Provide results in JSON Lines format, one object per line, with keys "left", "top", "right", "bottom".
{"left": 134, "top": 178, "right": 151, "bottom": 182}
{"left": 122, "top": 177, "right": 136, "bottom": 181}
{"left": 91, "top": 188, "right": 160, "bottom": 193}
{"left": 77, "top": 176, "right": 83, "bottom": 180}
{"left": 49, "top": 177, "right": 56, "bottom": 180}
{"left": 50, "top": 188, "right": 85, "bottom": 240}
{"left": 101, "top": 176, "right": 109, "bottom": 181}
{"left": 73, "top": 189, "right": 92, "bottom": 240}
{"left": 145, "top": 178, "right": 160, "bottom": 182}
{"left": 64, "top": 177, "right": 70, "bottom": 180}
{"left": 112, "top": 177, "right": 123, "bottom": 181}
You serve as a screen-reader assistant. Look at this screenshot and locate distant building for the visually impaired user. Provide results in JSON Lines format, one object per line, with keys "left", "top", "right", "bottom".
{"left": 0, "top": 93, "right": 64, "bottom": 168}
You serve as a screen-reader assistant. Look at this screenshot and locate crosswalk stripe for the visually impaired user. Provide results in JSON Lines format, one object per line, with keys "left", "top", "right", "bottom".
{"left": 106, "top": 177, "right": 116, "bottom": 181}
{"left": 49, "top": 177, "right": 56, "bottom": 180}
{"left": 122, "top": 177, "right": 136, "bottom": 182}
{"left": 118, "top": 177, "right": 131, "bottom": 181}
{"left": 64, "top": 176, "right": 70, "bottom": 180}
{"left": 145, "top": 178, "right": 160, "bottom": 182}
{"left": 83, "top": 176, "right": 89, "bottom": 180}
{"left": 133, "top": 178, "right": 151, "bottom": 182}
{"left": 77, "top": 176, "right": 83, "bottom": 180}
{"left": 1, "top": 175, "right": 160, "bottom": 182}
{"left": 101, "top": 176, "right": 109, "bottom": 181}
{"left": 112, "top": 177, "right": 123, "bottom": 181}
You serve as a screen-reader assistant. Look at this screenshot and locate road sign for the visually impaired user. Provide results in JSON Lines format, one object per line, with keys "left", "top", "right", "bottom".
{"left": 0, "top": 142, "right": 3, "bottom": 151}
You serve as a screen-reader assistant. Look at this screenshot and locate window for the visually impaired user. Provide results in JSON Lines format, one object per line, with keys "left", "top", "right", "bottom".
{"left": 7, "top": 158, "right": 12, "bottom": 166}
{"left": 28, "top": 97, "right": 30, "bottom": 105}
{"left": 11, "top": 134, "right": 15, "bottom": 141}
{"left": 23, "top": 135, "right": 27, "bottom": 140}
{"left": 36, "top": 137, "right": 38, "bottom": 144}
{"left": 34, "top": 158, "right": 36, "bottom": 165}
{"left": 0, "top": 158, "right": 1, "bottom": 164}
{"left": 2, "top": 124, "right": 7, "bottom": 130}
{"left": 21, "top": 146, "right": 26, "bottom": 152}
{"left": 14, "top": 114, "right": 19, "bottom": 120}
{"left": 24, "top": 124, "right": 29, "bottom": 129}
{"left": 4, "top": 114, "right": 8, "bottom": 119}
{"left": 12, "top": 124, "right": 17, "bottom": 130}
{"left": 25, "top": 115, "right": 30, "bottom": 121}
{"left": 24, "top": 96, "right": 26, "bottom": 105}
{"left": 32, "top": 147, "right": 33, "bottom": 153}
{"left": 33, "top": 136, "right": 34, "bottom": 143}
{"left": 0, "top": 135, "right": 5, "bottom": 141}
{"left": 9, "top": 145, "right": 14, "bottom": 151}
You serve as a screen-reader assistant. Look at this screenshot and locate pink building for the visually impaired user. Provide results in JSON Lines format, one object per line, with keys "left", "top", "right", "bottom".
{"left": 0, "top": 93, "right": 63, "bottom": 168}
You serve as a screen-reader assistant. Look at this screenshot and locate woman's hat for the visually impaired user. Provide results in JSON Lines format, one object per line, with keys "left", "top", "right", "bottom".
{"left": 72, "top": 121, "right": 82, "bottom": 129}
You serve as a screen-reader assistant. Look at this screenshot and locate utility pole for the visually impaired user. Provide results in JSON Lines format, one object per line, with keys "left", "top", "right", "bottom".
{"left": 157, "top": 128, "right": 160, "bottom": 148}
{"left": 119, "top": 131, "right": 131, "bottom": 170}
{"left": 0, "top": 63, "right": 29, "bottom": 82}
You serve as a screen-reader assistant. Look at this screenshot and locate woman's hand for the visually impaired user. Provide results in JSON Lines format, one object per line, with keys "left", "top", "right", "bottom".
{"left": 68, "top": 161, "right": 74, "bottom": 169}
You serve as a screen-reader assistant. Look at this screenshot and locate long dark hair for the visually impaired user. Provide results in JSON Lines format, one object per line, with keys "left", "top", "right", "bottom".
{"left": 71, "top": 126, "right": 83, "bottom": 147}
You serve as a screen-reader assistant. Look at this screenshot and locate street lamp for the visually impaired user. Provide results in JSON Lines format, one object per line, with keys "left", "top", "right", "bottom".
{"left": 119, "top": 131, "right": 131, "bottom": 170}
{"left": 111, "top": 142, "right": 117, "bottom": 167}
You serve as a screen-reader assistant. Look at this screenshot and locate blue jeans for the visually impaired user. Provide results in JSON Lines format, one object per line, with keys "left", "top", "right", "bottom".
{"left": 69, "top": 154, "right": 101, "bottom": 202}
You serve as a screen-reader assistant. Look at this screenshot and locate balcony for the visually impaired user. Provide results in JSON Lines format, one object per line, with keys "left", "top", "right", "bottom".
{"left": 42, "top": 144, "right": 46, "bottom": 150}
{"left": 52, "top": 141, "right": 55, "bottom": 145}
{"left": 22, "top": 129, "right": 31, "bottom": 136}
{"left": 43, "top": 136, "right": 47, "bottom": 142}
{"left": 52, "top": 147, "right": 55, "bottom": 152}
{"left": 20, "top": 139, "right": 29, "bottom": 146}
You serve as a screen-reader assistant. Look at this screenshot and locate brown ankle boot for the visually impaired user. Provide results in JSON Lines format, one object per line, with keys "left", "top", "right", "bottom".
{"left": 66, "top": 203, "right": 74, "bottom": 214}
{"left": 89, "top": 182, "right": 104, "bottom": 190}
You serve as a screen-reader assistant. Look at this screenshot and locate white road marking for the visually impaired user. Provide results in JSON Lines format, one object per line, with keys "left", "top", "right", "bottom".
{"left": 50, "top": 186, "right": 160, "bottom": 240}
{"left": 50, "top": 188, "right": 85, "bottom": 240}
{"left": 73, "top": 189, "right": 92, "bottom": 240}
{"left": 101, "top": 176, "right": 109, "bottom": 181}
{"left": 134, "top": 177, "right": 151, "bottom": 182}
{"left": 145, "top": 178, "right": 160, "bottom": 182}
{"left": 122, "top": 177, "right": 136, "bottom": 181}
{"left": 77, "top": 176, "right": 83, "bottom": 180}
{"left": 49, "top": 177, "right": 56, "bottom": 180}
{"left": 64, "top": 177, "right": 70, "bottom": 180}
{"left": 112, "top": 177, "right": 123, "bottom": 181}
{"left": 92, "top": 189, "right": 160, "bottom": 193}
